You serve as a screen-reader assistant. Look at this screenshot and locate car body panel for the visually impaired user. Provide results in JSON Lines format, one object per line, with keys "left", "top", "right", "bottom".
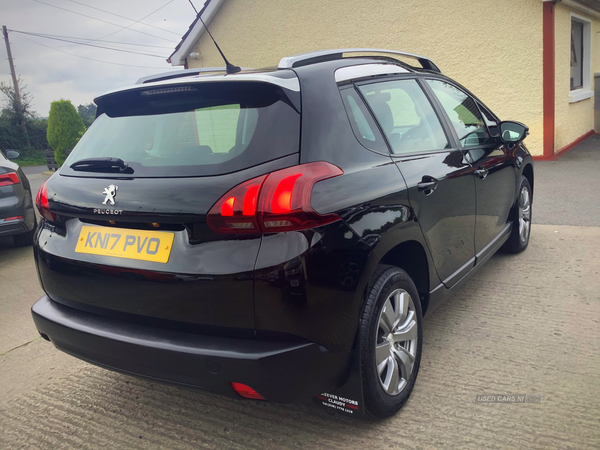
{"left": 392, "top": 150, "right": 476, "bottom": 287}
{"left": 253, "top": 221, "right": 371, "bottom": 353}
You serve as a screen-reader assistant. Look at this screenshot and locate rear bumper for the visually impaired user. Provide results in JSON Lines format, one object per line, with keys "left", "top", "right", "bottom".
{"left": 32, "top": 295, "right": 352, "bottom": 402}
{"left": 0, "top": 219, "right": 28, "bottom": 237}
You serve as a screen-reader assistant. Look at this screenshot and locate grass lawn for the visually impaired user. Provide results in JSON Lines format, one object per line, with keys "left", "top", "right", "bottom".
{"left": 13, "top": 150, "right": 47, "bottom": 167}
{"left": 18, "top": 155, "right": 47, "bottom": 167}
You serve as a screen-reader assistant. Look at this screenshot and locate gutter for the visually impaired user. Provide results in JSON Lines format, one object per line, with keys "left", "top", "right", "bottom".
{"left": 560, "top": 0, "right": 600, "bottom": 18}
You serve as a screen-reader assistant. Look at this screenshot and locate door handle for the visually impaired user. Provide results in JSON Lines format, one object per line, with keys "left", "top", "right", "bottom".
{"left": 417, "top": 177, "right": 438, "bottom": 195}
{"left": 474, "top": 168, "right": 489, "bottom": 180}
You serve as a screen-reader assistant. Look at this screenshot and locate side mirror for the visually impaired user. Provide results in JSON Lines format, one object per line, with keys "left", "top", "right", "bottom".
{"left": 499, "top": 121, "right": 529, "bottom": 144}
{"left": 5, "top": 149, "right": 21, "bottom": 160}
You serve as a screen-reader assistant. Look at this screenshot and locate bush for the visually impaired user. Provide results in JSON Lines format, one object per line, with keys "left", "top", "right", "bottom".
{"left": 47, "top": 100, "right": 86, "bottom": 166}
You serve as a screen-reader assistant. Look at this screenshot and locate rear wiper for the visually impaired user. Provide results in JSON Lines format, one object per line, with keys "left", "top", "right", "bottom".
{"left": 70, "top": 157, "right": 133, "bottom": 173}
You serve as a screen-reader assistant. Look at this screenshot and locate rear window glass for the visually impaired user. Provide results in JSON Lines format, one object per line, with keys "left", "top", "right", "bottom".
{"left": 61, "top": 82, "right": 300, "bottom": 177}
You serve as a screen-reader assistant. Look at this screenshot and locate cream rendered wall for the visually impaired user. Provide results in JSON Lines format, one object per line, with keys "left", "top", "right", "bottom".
{"left": 189, "top": 0, "right": 545, "bottom": 155}
{"left": 554, "top": 4, "right": 599, "bottom": 151}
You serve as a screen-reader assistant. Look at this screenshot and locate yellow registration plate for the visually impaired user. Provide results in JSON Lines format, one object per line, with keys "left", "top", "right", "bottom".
{"left": 75, "top": 225, "right": 175, "bottom": 264}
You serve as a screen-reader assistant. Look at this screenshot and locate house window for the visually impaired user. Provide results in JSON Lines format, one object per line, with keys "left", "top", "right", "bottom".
{"left": 570, "top": 20, "right": 583, "bottom": 90}
{"left": 569, "top": 15, "right": 593, "bottom": 103}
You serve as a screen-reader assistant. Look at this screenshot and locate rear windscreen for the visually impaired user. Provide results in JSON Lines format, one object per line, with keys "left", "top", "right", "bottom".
{"left": 61, "top": 81, "right": 300, "bottom": 177}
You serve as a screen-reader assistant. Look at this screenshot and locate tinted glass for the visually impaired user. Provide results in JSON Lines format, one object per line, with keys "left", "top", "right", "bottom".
{"left": 62, "top": 82, "right": 300, "bottom": 177}
{"left": 427, "top": 80, "right": 491, "bottom": 148}
{"left": 341, "top": 88, "right": 387, "bottom": 153}
{"left": 358, "top": 79, "right": 449, "bottom": 155}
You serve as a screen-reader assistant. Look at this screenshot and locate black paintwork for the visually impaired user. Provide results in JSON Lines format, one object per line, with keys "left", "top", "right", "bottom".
{"left": 32, "top": 295, "right": 350, "bottom": 403}
{"left": 32, "top": 55, "right": 534, "bottom": 403}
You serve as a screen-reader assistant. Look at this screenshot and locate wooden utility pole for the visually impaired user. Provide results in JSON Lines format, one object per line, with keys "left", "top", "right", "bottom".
{"left": 2, "top": 25, "right": 31, "bottom": 148}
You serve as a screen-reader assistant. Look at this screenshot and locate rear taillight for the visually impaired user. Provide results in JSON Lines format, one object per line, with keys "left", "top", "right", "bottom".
{"left": 0, "top": 172, "right": 20, "bottom": 187}
{"left": 207, "top": 162, "right": 343, "bottom": 234}
{"left": 35, "top": 180, "right": 56, "bottom": 222}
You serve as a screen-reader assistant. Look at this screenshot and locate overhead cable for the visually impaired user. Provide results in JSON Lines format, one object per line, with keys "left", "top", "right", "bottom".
{"left": 33, "top": 0, "right": 178, "bottom": 43}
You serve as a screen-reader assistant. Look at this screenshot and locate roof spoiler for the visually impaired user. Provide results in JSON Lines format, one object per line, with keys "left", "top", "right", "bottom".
{"left": 135, "top": 67, "right": 253, "bottom": 85}
{"left": 278, "top": 48, "right": 441, "bottom": 73}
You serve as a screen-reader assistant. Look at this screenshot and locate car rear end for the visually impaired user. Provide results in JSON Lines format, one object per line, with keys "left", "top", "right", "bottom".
{"left": 31, "top": 71, "right": 355, "bottom": 402}
{"left": 0, "top": 154, "right": 35, "bottom": 242}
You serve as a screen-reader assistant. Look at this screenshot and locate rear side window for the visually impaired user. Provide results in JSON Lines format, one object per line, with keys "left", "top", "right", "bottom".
{"left": 62, "top": 82, "right": 300, "bottom": 177}
{"left": 340, "top": 88, "right": 387, "bottom": 153}
{"left": 426, "top": 80, "right": 492, "bottom": 148}
{"left": 358, "top": 79, "right": 449, "bottom": 155}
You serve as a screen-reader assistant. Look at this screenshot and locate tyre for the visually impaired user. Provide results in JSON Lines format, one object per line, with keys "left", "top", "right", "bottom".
{"left": 502, "top": 175, "right": 532, "bottom": 254}
{"left": 360, "top": 266, "right": 423, "bottom": 418}
{"left": 13, "top": 229, "right": 34, "bottom": 247}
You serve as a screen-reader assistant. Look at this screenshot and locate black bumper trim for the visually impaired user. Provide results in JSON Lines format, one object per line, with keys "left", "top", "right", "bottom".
{"left": 0, "top": 221, "right": 27, "bottom": 237}
{"left": 32, "top": 296, "right": 352, "bottom": 402}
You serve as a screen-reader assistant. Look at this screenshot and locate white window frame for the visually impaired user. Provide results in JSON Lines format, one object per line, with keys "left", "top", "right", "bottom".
{"left": 569, "top": 13, "right": 593, "bottom": 103}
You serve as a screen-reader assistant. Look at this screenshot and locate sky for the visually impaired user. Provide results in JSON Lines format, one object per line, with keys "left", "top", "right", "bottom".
{"left": 1, "top": 0, "right": 200, "bottom": 116}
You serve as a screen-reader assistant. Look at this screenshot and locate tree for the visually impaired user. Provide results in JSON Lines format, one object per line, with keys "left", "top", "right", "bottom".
{"left": 77, "top": 103, "right": 97, "bottom": 127}
{"left": 0, "top": 77, "right": 35, "bottom": 121}
{"left": 47, "top": 100, "right": 86, "bottom": 166}
{"left": 0, "top": 78, "right": 48, "bottom": 152}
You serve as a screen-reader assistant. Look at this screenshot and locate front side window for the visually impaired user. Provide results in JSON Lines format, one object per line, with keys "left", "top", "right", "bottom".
{"left": 427, "top": 80, "right": 492, "bottom": 148}
{"left": 478, "top": 102, "right": 499, "bottom": 137}
{"left": 571, "top": 19, "right": 584, "bottom": 90}
{"left": 358, "top": 79, "right": 449, "bottom": 155}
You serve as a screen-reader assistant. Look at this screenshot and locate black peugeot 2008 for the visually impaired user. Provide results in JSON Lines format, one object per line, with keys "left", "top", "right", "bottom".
{"left": 32, "top": 49, "right": 533, "bottom": 418}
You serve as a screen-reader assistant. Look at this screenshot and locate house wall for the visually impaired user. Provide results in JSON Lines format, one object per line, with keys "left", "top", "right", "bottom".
{"left": 189, "top": 0, "right": 545, "bottom": 155}
{"left": 554, "top": 3, "right": 600, "bottom": 151}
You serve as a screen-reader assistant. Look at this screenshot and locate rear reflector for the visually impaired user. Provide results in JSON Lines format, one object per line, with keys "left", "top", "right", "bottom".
{"left": 230, "top": 382, "right": 266, "bottom": 400}
{"left": 1, "top": 216, "right": 24, "bottom": 222}
{"left": 0, "top": 172, "right": 20, "bottom": 187}
{"left": 207, "top": 162, "right": 343, "bottom": 234}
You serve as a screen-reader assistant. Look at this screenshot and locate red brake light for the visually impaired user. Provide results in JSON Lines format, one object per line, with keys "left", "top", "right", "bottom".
{"left": 271, "top": 174, "right": 301, "bottom": 213}
{"left": 230, "top": 382, "right": 266, "bottom": 400}
{"left": 221, "top": 197, "right": 235, "bottom": 216}
{"left": 35, "top": 180, "right": 56, "bottom": 222}
{"left": 207, "top": 162, "right": 343, "bottom": 234}
{"left": 0, "top": 172, "right": 20, "bottom": 187}
{"left": 207, "top": 175, "right": 267, "bottom": 234}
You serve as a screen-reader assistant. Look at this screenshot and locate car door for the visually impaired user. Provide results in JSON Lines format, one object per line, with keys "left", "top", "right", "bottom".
{"left": 356, "top": 77, "right": 476, "bottom": 288}
{"left": 424, "top": 79, "right": 516, "bottom": 256}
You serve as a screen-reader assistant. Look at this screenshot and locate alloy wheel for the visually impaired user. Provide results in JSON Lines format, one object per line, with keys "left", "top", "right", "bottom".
{"left": 518, "top": 185, "right": 531, "bottom": 243}
{"left": 375, "top": 289, "right": 418, "bottom": 396}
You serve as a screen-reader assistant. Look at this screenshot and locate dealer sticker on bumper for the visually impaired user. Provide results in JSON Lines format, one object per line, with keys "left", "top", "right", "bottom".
{"left": 75, "top": 225, "right": 175, "bottom": 263}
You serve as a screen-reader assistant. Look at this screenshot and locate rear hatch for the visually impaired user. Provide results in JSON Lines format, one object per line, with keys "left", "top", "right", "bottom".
{"left": 36, "top": 75, "right": 301, "bottom": 336}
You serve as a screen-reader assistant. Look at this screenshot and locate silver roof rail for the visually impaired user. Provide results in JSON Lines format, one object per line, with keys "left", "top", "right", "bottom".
{"left": 278, "top": 48, "right": 441, "bottom": 73}
{"left": 135, "top": 67, "right": 252, "bottom": 84}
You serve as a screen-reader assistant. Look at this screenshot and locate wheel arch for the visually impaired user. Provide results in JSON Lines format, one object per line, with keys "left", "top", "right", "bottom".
{"left": 378, "top": 240, "right": 432, "bottom": 315}
{"left": 522, "top": 163, "right": 534, "bottom": 196}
